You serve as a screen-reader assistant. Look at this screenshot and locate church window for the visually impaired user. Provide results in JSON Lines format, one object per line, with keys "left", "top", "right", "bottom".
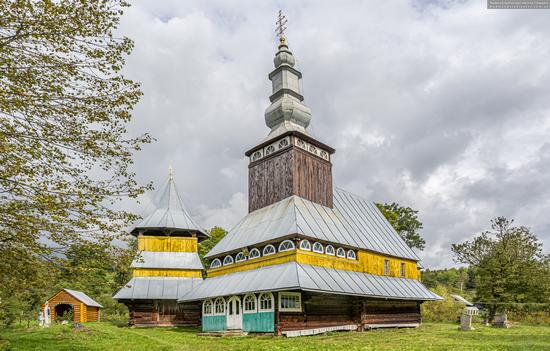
{"left": 299, "top": 239, "right": 311, "bottom": 251}
{"left": 325, "top": 245, "right": 335, "bottom": 256}
{"left": 258, "top": 292, "right": 274, "bottom": 312}
{"left": 263, "top": 244, "right": 276, "bottom": 256}
{"left": 265, "top": 145, "right": 275, "bottom": 155}
{"left": 347, "top": 250, "right": 356, "bottom": 260}
{"left": 336, "top": 247, "right": 346, "bottom": 258}
{"left": 278, "top": 240, "right": 295, "bottom": 252}
{"left": 223, "top": 255, "right": 234, "bottom": 266}
{"left": 384, "top": 260, "right": 390, "bottom": 275}
{"left": 278, "top": 138, "right": 289, "bottom": 149}
{"left": 252, "top": 151, "right": 262, "bottom": 161}
{"left": 214, "top": 297, "right": 225, "bottom": 315}
{"left": 400, "top": 262, "right": 406, "bottom": 277}
{"left": 203, "top": 299, "right": 213, "bottom": 315}
{"left": 235, "top": 252, "right": 246, "bottom": 263}
{"left": 249, "top": 248, "right": 261, "bottom": 259}
{"left": 279, "top": 292, "right": 302, "bottom": 312}
{"left": 243, "top": 294, "right": 257, "bottom": 313}
{"left": 312, "top": 242, "right": 324, "bottom": 254}
{"left": 210, "top": 259, "right": 222, "bottom": 269}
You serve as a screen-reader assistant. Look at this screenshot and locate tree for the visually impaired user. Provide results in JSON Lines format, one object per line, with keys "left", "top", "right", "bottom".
{"left": 452, "top": 217, "right": 550, "bottom": 323}
{"left": 376, "top": 202, "right": 426, "bottom": 250}
{"left": 0, "top": 0, "right": 150, "bottom": 289}
{"left": 199, "top": 226, "right": 227, "bottom": 265}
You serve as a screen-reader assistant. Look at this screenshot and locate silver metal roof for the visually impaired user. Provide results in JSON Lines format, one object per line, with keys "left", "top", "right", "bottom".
{"left": 113, "top": 277, "right": 203, "bottom": 300}
{"left": 131, "top": 252, "right": 204, "bottom": 270}
{"left": 131, "top": 173, "right": 206, "bottom": 236}
{"left": 179, "top": 262, "right": 441, "bottom": 302}
{"left": 205, "top": 188, "right": 419, "bottom": 260}
{"left": 63, "top": 289, "right": 102, "bottom": 308}
{"left": 450, "top": 294, "right": 474, "bottom": 306}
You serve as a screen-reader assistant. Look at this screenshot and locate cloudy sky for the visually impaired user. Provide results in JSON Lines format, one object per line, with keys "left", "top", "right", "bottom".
{"left": 117, "top": 0, "right": 550, "bottom": 268}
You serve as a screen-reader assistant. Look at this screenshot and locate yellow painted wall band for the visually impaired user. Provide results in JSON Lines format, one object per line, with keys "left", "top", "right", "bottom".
{"left": 137, "top": 236, "right": 198, "bottom": 252}
{"left": 133, "top": 268, "right": 203, "bottom": 278}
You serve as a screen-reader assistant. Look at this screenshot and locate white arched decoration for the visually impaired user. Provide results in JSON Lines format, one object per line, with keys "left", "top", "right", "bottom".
{"left": 210, "top": 258, "right": 222, "bottom": 269}
{"left": 336, "top": 247, "right": 346, "bottom": 258}
{"left": 203, "top": 299, "right": 213, "bottom": 315}
{"left": 258, "top": 292, "right": 274, "bottom": 312}
{"left": 214, "top": 297, "right": 225, "bottom": 315}
{"left": 347, "top": 250, "right": 357, "bottom": 260}
{"left": 243, "top": 294, "right": 257, "bottom": 313}
{"left": 278, "top": 240, "right": 295, "bottom": 252}
{"left": 262, "top": 244, "right": 276, "bottom": 256}
{"left": 249, "top": 248, "right": 261, "bottom": 259}
{"left": 325, "top": 245, "right": 335, "bottom": 256}
{"left": 299, "top": 239, "right": 311, "bottom": 251}
{"left": 235, "top": 252, "right": 246, "bottom": 263}
{"left": 223, "top": 255, "right": 234, "bottom": 266}
{"left": 312, "top": 242, "right": 324, "bottom": 254}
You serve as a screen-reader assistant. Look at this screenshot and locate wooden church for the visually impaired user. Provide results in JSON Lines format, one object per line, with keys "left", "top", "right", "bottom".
{"left": 117, "top": 13, "right": 441, "bottom": 334}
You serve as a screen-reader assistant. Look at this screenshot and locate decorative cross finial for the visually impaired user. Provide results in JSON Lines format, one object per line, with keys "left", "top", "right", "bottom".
{"left": 168, "top": 165, "right": 174, "bottom": 180}
{"left": 275, "top": 10, "right": 288, "bottom": 47}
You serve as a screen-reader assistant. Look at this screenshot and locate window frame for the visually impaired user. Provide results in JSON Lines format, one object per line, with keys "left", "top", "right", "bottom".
{"left": 223, "top": 255, "right": 234, "bottom": 266}
{"left": 210, "top": 258, "right": 222, "bottom": 269}
{"left": 243, "top": 294, "right": 257, "bottom": 314}
{"left": 384, "top": 259, "right": 390, "bottom": 276}
{"left": 258, "top": 292, "right": 274, "bottom": 312}
{"left": 312, "top": 242, "right": 324, "bottom": 254}
{"left": 347, "top": 250, "right": 356, "bottom": 260}
{"left": 203, "top": 299, "right": 213, "bottom": 316}
{"left": 249, "top": 248, "right": 261, "bottom": 259}
{"left": 400, "top": 262, "right": 406, "bottom": 277}
{"left": 336, "top": 247, "right": 346, "bottom": 258}
{"left": 278, "top": 240, "right": 295, "bottom": 252}
{"left": 262, "top": 244, "right": 276, "bottom": 256}
{"left": 278, "top": 292, "right": 302, "bottom": 312}
{"left": 299, "top": 239, "right": 311, "bottom": 251}
{"left": 325, "top": 245, "right": 335, "bottom": 256}
{"left": 235, "top": 252, "right": 247, "bottom": 263}
{"left": 214, "top": 297, "right": 225, "bottom": 315}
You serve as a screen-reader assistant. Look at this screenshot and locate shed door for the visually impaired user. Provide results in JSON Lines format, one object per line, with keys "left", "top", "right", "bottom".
{"left": 226, "top": 296, "right": 242, "bottom": 330}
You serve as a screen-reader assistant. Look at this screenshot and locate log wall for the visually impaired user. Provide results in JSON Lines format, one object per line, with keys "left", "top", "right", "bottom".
{"left": 123, "top": 300, "right": 201, "bottom": 327}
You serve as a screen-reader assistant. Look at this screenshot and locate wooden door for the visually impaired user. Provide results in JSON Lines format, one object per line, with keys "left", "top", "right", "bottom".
{"left": 226, "top": 296, "right": 242, "bottom": 330}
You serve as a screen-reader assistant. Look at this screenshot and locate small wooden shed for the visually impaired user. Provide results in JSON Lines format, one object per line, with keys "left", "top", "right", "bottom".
{"left": 43, "top": 289, "right": 102, "bottom": 324}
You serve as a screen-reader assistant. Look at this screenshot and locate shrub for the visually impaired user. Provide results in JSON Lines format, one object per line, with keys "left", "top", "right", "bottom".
{"left": 421, "top": 285, "right": 463, "bottom": 322}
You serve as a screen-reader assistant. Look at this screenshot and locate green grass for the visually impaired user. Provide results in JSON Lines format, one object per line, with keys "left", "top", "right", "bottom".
{"left": 1, "top": 322, "right": 549, "bottom": 351}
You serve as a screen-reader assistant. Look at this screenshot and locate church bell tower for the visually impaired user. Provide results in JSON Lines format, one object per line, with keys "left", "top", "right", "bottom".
{"left": 246, "top": 13, "right": 335, "bottom": 212}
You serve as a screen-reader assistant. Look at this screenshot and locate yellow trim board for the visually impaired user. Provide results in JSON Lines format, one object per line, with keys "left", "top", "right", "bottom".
{"left": 133, "top": 268, "right": 202, "bottom": 278}
{"left": 138, "top": 236, "right": 198, "bottom": 252}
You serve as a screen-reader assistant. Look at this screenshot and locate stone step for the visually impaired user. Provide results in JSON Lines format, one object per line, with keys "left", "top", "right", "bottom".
{"left": 197, "top": 330, "right": 249, "bottom": 337}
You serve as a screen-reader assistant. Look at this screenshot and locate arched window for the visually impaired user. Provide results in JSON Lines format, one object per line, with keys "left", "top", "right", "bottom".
{"left": 203, "top": 299, "right": 213, "bottom": 315}
{"left": 223, "top": 255, "right": 234, "bottom": 266}
{"left": 262, "top": 244, "right": 276, "bottom": 256}
{"left": 258, "top": 292, "right": 274, "bottom": 312}
{"left": 313, "top": 242, "right": 324, "bottom": 254}
{"left": 210, "top": 259, "right": 222, "bottom": 269}
{"left": 214, "top": 297, "right": 225, "bottom": 315}
{"left": 336, "top": 247, "right": 346, "bottom": 258}
{"left": 299, "top": 239, "right": 311, "bottom": 251}
{"left": 235, "top": 252, "right": 246, "bottom": 263}
{"left": 347, "top": 250, "right": 357, "bottom": 260}
{"left": 278, "top": 240, "right": 295, "bottom": 252}
{"left": 243, "top": 294, "right": 257, "bottom": 313}
{"left": 325, "top": 245, "right": 335, "bottom": 256}
{"left": 249, "top": 248, "right": 261, "bottom": 259}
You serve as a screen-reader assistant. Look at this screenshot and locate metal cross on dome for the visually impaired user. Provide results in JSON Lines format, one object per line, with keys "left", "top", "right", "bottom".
{"left": 275, "top": 10, "right": 288, "bottom": 39}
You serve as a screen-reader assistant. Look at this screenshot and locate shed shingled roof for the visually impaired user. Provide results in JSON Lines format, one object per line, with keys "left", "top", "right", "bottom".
{"left": 62, "top": 289, "right": 103, "bottom": 308}
{"left": 205, "top": 188, "right": 419, "bottom": 261}
{"left": 179, "top": 262, "right": 441, "bottom": 302}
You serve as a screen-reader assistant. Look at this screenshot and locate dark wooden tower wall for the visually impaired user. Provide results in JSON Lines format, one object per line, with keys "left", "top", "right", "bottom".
{"left": 247, "top": 133, "right": 334, "bottom": 212}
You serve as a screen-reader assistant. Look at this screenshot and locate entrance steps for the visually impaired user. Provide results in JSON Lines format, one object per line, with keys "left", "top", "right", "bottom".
{"left": 197, "top": 330, "right": 248, "bottom": 337}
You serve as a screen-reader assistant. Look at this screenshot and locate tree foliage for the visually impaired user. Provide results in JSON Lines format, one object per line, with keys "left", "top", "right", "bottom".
{"left": 199, "top": 226, "right": 227, "bottom": 265}
{"left": 452, "top": 217, "right": 550, "bottom": 322}
{"left": 376, "top": 202, "right": 426, "bottom": 250}
{"left": 0, "top": 0, "right": 150, "bottom": 290}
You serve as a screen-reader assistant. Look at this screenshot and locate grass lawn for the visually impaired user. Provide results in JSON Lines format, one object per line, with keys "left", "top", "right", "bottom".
{"left": 0, "top": 322, "right": 549, "bottom": 351}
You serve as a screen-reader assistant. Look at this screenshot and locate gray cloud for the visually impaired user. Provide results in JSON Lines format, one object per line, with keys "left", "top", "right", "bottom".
{"left": 117, "top": 0, "right": 550, "bottom": 268}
